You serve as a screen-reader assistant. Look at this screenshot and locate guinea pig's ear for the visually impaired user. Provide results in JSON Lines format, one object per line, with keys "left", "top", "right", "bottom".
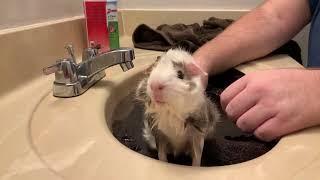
{"left": 185, "top": 62, "right": 208, "bottom": 88}
{"left": 156, "top": 56, "right": 161, "bottom": 62}
{"left": 144, "top": 55, "right": 162, "bottom": 75}
{"left": 153, "top": 55, "right": 162, "bottom": 67}
{"left": 185, "top": 62, "right": 206, "bottom": 77}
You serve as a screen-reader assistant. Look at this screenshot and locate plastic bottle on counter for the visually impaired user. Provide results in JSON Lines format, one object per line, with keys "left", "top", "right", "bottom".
{"left": 107, "top": 0, "right": 120, "bottom": 50}
{"left": 83, "top": 0, "right": 120, "bottom": 52}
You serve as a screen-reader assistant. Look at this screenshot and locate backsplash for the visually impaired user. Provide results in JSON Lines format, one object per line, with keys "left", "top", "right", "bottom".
{"left": 0, "top": 17, "right": 86, "bottom": 96}
{"left": 0, "top": 0, "right": 83, "bottom": 30}
{"left": 119, "top": 0, "right": 263, "bottom": 10}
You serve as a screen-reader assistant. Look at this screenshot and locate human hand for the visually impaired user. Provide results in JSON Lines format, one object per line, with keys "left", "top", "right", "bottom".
{"left": 220, "top": 69, "right": 320, "bottom": 141}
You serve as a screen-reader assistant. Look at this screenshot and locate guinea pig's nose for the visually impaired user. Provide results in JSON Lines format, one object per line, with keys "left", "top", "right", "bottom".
{"left": 150, "top": 82, "right": 165, "bottom": 92}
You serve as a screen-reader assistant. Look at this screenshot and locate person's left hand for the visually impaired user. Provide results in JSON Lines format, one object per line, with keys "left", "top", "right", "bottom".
{"left": 220, "top": 69, "right": 320, "bottom": 141}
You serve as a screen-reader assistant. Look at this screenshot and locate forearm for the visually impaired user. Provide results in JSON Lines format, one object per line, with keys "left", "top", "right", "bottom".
{"left": 193, "top": 0, "right": 311, "bottom": 75}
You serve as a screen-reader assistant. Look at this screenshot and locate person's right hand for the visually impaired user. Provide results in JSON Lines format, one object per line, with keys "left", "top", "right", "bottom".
{"left": 220, "top": 69, "right": 320, "bottom": 141}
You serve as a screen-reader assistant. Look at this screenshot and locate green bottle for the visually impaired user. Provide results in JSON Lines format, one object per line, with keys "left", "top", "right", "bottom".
{"left": 107, "top": 0, "right": 120, "bottom": 50}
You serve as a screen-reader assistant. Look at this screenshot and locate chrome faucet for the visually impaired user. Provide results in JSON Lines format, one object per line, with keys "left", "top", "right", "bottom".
{"left": 43, "top": 43, "right": 135, "bottom": 97}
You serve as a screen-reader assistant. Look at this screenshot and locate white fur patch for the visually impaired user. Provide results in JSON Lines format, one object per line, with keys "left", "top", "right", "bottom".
{"left": 142, "top": 119, "right": 156, "bottom": 149}
{"left": 146, "top": 102, "right": 191, "bottom": 152}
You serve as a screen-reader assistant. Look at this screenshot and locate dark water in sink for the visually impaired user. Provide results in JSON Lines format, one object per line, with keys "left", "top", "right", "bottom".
{"left": 110, "top": 69, "right": 278, "bottom": 166}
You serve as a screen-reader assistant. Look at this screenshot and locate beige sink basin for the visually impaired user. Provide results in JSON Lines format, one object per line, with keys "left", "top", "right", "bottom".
{"left": 27, "top": 53, "right": 320, "bottom": 180}
{"left": 1, "top": 10, "right": 318, "bottom": 180}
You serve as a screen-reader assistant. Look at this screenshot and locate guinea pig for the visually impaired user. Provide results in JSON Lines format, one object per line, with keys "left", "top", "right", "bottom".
{"left": 135, "top": 48, "right": 221, "bottom": 166}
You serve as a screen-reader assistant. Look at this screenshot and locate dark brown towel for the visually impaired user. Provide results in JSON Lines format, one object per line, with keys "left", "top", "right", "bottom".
{"left": 133, "top": 17, "right": 233, "bottom": 53}
{"left": 132, "top": 17, "right": 302, "bottom": 64}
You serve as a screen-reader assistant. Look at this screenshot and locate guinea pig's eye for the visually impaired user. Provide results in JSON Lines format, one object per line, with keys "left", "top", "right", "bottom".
{"left": 177, "top": 70, "right": 184, "bottom": 79}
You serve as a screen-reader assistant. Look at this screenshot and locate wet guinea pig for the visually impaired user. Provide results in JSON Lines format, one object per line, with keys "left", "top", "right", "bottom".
{"left": 135, "top": 48, "right": 221, "bottom": 166}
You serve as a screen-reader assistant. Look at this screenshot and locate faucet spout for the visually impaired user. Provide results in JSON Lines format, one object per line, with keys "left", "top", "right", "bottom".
{"left": 78, "top": 47, "right": 135, "bottom": 78}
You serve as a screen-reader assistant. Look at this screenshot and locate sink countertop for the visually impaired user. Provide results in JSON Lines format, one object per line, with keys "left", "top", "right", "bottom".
{"left": 1, "top": 36, "right": 319, "bottom": 180}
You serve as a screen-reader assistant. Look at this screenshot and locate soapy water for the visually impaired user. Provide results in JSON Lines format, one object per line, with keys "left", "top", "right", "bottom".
{"left": 110, "top": 69, "right": 278, "bottom": 166}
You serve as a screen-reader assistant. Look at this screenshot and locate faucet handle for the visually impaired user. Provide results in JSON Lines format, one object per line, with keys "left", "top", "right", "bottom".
{"left": 43, "top": 58, "right": 78, "bottom": 84}
{"left": 82, "top": 41, "right": 101, "bottom": 61}
{"left": 65, "top": 44, "right": 77, "bottom": 63}
{"left": 43, "top": 60, "right": 62, "bottom": 75}
{"left": 89, "top": 41, "right": 100, "bottom": 48}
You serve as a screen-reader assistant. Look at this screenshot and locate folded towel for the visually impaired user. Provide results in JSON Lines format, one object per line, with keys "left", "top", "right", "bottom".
{"left": 132, "top": 17, "right": 302, "bottom": 64}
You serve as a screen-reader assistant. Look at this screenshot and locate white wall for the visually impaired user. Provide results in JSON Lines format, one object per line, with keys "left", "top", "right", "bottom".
{"left": 0, "top": 0, "right": 83, "bottom": 30}
{"left": 0, "top": 0, "right": 264, "bottom": 30}
{"left": 119, "top": 0, "right": 264, "bottom": 10}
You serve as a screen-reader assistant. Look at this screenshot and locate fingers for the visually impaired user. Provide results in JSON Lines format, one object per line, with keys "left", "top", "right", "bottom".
{"left": 253, "top": 115, "right": 297, "bottom": 142}
{"left": 224, "top": 89, "right": 258, "bottom": 121}
{"left": 220, "top": 74, "right": 291, "bottom": 142}
{"left": 254, "top": 117, "right": 282, "bottom": 142}
{"left": 236, "top": 104, "right": 277, "bottom": 132}
{"left": 221, "top": 76, "right": 259, "bottom": 121}
{"left": 254, "top": 115, "right": 305, "bottom": 142}
{"left": 220, "top": 76, "right": 248, "bottom": 110}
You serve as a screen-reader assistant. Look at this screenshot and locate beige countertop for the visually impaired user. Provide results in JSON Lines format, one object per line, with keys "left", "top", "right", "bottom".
{"left": 1, "top": 36, "right": 320, "bottom": 180}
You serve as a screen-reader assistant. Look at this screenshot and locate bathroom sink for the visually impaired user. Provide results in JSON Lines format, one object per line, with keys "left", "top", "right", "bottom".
{"left": 28, "top": 54, "right": 320, "bottom": 180}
